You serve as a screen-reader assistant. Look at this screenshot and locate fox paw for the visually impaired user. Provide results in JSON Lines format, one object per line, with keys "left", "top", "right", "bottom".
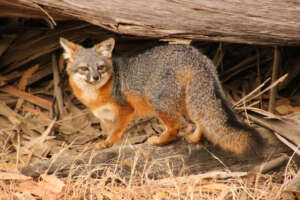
{"left": 96, "top": 140, "right": 112, "bottom": 149}
{"left": 185, "top": 134, "right": 199, "bottom": 144}
{"left": 147, "top": 136, "right": 161, "bottom": 145}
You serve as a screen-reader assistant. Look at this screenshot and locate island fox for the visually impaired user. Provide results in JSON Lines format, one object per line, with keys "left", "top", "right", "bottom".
{"left": 60, "top": 37, "right": 261, "bottom": 155}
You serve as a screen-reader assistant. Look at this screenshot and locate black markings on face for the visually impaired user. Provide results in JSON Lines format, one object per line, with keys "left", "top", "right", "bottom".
{"left": 97, "top": 64, "right": 105, "bottom": 71}
{"left": 78, "top": 65, "right": 89, "bottom": 74}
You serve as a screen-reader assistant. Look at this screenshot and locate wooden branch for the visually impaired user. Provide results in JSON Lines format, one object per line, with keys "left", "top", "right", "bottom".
{"left": 0, "top": 86, "right": 52, "bottom": 110}
{"left": 2, "top": 0, "right": 300, "bottom": 45}
{"left": 253, "top": 154, "right": 289, "bottom": 174}
{"left": 19, "top": 140, "right": 258, "bottom": 179}
{"left": 268, "top": 46, "right": 280, "bottom": 113}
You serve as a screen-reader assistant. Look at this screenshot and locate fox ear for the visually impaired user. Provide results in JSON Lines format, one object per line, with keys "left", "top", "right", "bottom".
{"left": 94, "top": 38, "right": 115, "bottom": 58}
{"left": 60, "top": 37, "right": 81, "bottom": 60}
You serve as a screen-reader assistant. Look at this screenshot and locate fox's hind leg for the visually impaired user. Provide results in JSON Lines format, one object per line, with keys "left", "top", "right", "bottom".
{"left": 185, "top": 120, "right": 205, "bottom": 144}
{"left": 147, "top": 111, "right": 180, "bottom": 146}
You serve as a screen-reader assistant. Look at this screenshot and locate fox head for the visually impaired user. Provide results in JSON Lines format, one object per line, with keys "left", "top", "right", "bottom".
{"left": 60, "top": 37, "right": 115, "bottom": 88}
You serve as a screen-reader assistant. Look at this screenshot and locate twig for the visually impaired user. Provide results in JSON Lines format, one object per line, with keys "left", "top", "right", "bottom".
{"left": 27, "top": 120, "right": 56, "bottom": 150}
{"left": 256, "top": 48, "right": 263, "bottom": 108}
{"left": 275, "top": 133, "right": 300, "bottom": 156}
{"left": 253, "top": 154, "right": 289, "bottom": 174}
{"left": 235, "top": 74, "right": 287, "bottom": 108}
{"left": 213, "top": 42, "right": 224, "bottom": 69}
{"left": 222, "top": 57, "right": 272, "bottom": 82}
{"left": 234, "top": 78, "right": 270, "bottom": 108}
{"left": 223, "top": 55, "right": 258, "bottom": 77}
{"left": 160, "top": 38, "right": 192, "bottom": 45}
{"left": 268, "top": 46, "right": 280, "bottom": 113}
{"left": 147, "top": 171, "right": 248, "bottom": 187}
{"left": 204, "top": 147, "right": 230, "bottom": 172}
{"left": 52, "top": 54, "right": 64, "bottom": 118}
{"left": 34, "top": 2, "right": 56, "bottom": 28}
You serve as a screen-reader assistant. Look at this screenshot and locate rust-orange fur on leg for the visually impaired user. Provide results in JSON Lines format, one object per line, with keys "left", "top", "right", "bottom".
{"left": 97, "top": 105, "right": 134, "bottom": 149}
{"left": 148, "top": 112, "right": 180, "bottom": 146}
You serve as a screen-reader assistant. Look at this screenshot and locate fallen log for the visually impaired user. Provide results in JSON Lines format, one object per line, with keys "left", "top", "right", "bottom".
{"left": 19, "top": 126, "right": 290, "bottom": 180}
{"left": 1, "top": 0, "right": 300, "bottom": 45}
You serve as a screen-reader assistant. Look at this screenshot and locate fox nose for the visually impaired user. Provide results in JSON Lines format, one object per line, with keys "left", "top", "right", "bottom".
{"left": 93, "top": 75, "right": 99, "bottom": 81}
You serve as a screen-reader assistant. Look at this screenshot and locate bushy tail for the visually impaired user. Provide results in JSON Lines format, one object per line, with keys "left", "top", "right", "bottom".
{"left": 203, "top": 116, "right": 261, "bottom": 155}
{"left": 186, "top": 76, "right": 262, "bottom": 156}
{"left": 202, "top": 86, "right": 262, "bottom": 156}
{"left": 184, "top": 57, "right": 262, "bottom": 156}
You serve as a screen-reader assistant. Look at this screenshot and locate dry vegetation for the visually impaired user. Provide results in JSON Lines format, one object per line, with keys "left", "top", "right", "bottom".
{"left": 0, "top": 18, "right": 300, "bottom": 199}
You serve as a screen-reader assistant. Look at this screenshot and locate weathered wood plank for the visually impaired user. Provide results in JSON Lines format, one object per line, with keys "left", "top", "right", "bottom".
{"left": 1, "top": 0, "right": 300, "bottom": 45}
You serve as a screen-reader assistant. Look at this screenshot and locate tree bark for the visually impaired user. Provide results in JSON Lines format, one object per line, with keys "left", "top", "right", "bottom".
{"left": 1, "top": 0, "right": 300, "bottom": 45}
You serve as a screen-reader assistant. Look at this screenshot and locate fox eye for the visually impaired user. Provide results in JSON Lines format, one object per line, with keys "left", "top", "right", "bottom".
{"left": 97, "top": 65, "right": 105, "bottom": 71}
{"left": 79, "top": 66, "right": 89, "bottom": 72}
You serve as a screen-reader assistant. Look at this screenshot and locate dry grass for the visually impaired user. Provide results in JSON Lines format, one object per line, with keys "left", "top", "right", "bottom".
{"left": 0, "top": 146, "right": 298, "bottom": 200}
{"left": 0, "top": 122, "right": 299, "bottom": 200}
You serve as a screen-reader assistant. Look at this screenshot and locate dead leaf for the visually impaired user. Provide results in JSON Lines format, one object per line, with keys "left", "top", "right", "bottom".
{"left": 276, "top": 105, "right": 293, "bottom": 115}
{"left": 40, "top": 174, "right": 65, "bottom": 194}
{"left": 16, "top": 180, "right": 58, "bottom": 200}
{"left": 276, "top": 98, "right": 291, "bottom": 106}
{"left": 275, "top": 98, "right": 293, "bottom": 115}
{"left": 153, "top": 191, "right": 169, "bottom": 200}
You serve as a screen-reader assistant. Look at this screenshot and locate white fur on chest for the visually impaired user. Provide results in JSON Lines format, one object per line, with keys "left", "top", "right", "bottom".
{"left": 93, "top": 104, "right": 115, "bottom": 122}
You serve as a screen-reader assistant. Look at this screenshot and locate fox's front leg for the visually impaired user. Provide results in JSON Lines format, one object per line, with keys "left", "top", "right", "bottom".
{"left": 96, "top": 105, "right": 134, "bottom": 149}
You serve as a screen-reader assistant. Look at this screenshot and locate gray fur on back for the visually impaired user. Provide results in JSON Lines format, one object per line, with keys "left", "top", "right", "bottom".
{"left": 113, "top": 44, "right": 224, "bottom": 116}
